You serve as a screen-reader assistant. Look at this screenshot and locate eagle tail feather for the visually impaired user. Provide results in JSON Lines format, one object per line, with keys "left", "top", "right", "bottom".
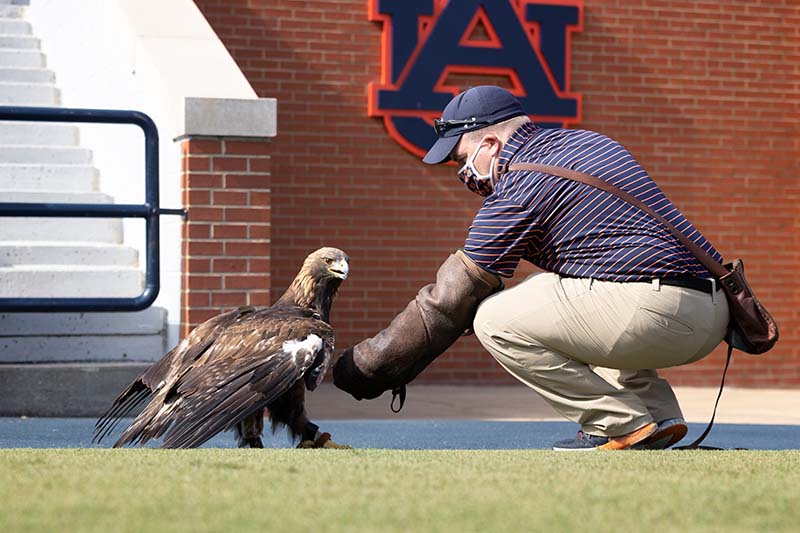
{"left": 129, "top": 417, "right": 176, "bottom": 448}
{"left": 93, "top": 381, "right": 151, "bottom": 443}
{"left": 161, "top": 372, "right": 296, "bottom": 449}
{"left": 161, "top": 390, "right": 260, "bottom": 448}
{"left": 164, "top": 400, "right": 266, "bottom": 449}
{"left": 115, "top": 393, "right": 187, "bottom": 448}
{"left": 94, "top": 389, "right": 151, "bottom": 444}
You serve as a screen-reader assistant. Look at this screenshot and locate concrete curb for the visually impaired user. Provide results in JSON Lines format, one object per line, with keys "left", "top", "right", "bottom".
{"left": 1, "top": 363, "right": 798, "bottom": 425}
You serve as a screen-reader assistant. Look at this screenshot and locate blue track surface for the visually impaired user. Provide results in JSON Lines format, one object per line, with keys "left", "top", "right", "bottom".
{"left": 0, "top": 418, "right": 797, "bottom": 450}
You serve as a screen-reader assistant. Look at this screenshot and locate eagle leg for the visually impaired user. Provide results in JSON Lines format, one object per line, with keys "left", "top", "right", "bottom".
{"left": 267, "top": 381, "right": 313, "bottom": 442}
{"left": 235, "top": 409, "right": 265, "bottom": 448}
{"left": 269, "top": 382, "right": 352, "bottom": 449}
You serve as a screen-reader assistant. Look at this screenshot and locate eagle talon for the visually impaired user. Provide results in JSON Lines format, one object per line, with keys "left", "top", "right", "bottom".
{"left": 297, "top": 432, "right": 352, "bottom": 449}
{"left": 244, "top": 437, "right": 264, "bottom": 448}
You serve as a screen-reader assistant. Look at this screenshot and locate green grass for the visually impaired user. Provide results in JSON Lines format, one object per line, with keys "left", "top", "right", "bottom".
{"left": 1, "top": 449, "right": 798, "bottom": 532}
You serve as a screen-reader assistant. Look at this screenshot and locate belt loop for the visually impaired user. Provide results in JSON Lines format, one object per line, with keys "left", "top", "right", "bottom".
{"left": 710, "top": 278, "right": 717, "bottom": 305}
{"left": 588, "top": 277, "right": 594, "bottom": 290}
{"left": 651, "top": 279, "right": 661, "bottom": 292}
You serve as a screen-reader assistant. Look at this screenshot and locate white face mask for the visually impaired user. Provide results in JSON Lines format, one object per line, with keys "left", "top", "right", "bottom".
{"left": 457, "top": 140, "right": 497, "bottom": 197}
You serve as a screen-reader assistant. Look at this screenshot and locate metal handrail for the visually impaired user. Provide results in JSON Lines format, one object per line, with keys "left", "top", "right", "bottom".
{"left": 0, "top": 106, "right": 187, "bottom": 312}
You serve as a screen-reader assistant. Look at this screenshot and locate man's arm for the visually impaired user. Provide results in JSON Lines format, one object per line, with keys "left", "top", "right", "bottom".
{"left": 332, "top": 250, "right": 502, "bottom": 401}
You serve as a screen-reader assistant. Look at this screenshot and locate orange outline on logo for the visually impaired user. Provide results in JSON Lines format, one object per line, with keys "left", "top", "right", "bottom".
{"left": 367, "top": 0, "right": 584, "bottom": 159}
{"left": 459, "top": 6, "right": 503, "bottom": 48}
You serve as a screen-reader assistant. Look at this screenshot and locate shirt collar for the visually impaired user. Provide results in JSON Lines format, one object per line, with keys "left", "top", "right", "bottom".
{"left": 495, "top": 122, "right": 541, "bottom": 176}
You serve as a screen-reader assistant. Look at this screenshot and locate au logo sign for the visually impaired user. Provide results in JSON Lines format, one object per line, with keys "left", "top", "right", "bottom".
{"left": 368, "top": 0, "right": 583, "bottom": 159}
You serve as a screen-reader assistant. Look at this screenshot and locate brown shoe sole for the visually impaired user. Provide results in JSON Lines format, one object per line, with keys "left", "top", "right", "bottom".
{"left": 638, "top": 422, "right": 689, "bottom": 450}
{"left": 599, "top": 422, "right": 658, "bottom": 450}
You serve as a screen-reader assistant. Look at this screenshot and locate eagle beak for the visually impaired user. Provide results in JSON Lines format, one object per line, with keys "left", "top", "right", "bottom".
{"left": 328, "top": 259, "right": 349, "bottom": 280}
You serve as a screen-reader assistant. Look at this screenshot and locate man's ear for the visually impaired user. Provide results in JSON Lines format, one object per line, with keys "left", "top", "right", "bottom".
{"left": 483, "top": 134, "right": 502, "bottom": 157}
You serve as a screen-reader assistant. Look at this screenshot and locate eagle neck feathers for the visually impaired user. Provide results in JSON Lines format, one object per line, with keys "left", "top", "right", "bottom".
{"left": 276, "top": 266, "right": 341, "bottom": 322}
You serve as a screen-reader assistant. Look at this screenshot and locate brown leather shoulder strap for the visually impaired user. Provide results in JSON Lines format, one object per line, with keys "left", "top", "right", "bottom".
{"left": 507, "top": 162, "right": 726, "bottom": 279}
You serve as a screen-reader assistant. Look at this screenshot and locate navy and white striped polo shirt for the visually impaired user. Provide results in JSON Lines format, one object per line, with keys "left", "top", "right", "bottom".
{"left": 463, "top": 122, "right": 722, "bottom": 280}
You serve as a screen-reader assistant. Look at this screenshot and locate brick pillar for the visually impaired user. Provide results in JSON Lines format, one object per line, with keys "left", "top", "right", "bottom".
{"left": 179, "top": 138, "right": 272, "bottom": 337}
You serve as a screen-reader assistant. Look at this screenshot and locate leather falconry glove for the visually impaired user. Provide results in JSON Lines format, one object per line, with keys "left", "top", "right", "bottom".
{"left": 333, "top": 250, "right": 502, "bottom": 405}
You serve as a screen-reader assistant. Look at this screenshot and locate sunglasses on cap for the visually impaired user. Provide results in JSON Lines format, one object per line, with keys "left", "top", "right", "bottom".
{"left": 433, "top": 117, "right": 491, "bottom": 137}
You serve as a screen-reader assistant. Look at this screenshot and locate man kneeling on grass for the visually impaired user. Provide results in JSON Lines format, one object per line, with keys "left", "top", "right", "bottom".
{"left": 333, "top": 86, "right": 729, "bottom": 451}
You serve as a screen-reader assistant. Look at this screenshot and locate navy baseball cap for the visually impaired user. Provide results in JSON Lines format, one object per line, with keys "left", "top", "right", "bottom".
{"left": 422, "top": 85, "right": 526, "bottom": 164}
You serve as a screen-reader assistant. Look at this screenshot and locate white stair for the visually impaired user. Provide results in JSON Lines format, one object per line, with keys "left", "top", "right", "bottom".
{"left": 0, "top": 145, "right": 91, "bottom": 163}
{"left": 0, "top": 67, "right": 53, "bottom": 82}
{"left": 0, "top": 334, "right": 166, "bottom": 362}
{"left": 0, "top": 265, "right": 144, "bottom": 297}
{"left": 0, "top": 35, "right": 38, "bottom": 49}
{"left": 0, "top": 121, "right": 79, "bottom": 144}
{"left": 0, "top": 190, "right": 123, "bottom": 244}
{"left": 0, "top": 308, "right": 168, "bottom": 362}
{"left": 0, "top": 81, "right": 59, "bottom": 105}
{"left": 0, "top": 164, "right": 98, "bottom": 191}
{"left": 0, "top": 19, "right": 29, "bottom": 35}
{"left": 0, "top": 5, "right": 168, "bottom": 365}
{"left": 0, "top": 242, "right": 137, "bottom": 266}
{"left": 0, "top": 217, "right": 123, "bottom": 243}
{"left": 0, "top": 49, "right": 43, "bottom": 67}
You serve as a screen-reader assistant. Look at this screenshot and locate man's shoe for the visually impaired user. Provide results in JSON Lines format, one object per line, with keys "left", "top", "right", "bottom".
{"left": 552, "top": 422, "right": 657, "bottom": 451}
{"left": 633, "top": 418, "right": 688, "bottom": 450}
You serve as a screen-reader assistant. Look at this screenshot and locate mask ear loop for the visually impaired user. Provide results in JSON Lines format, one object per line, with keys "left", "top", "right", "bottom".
{"left": 489, "top": 155, "right": 498, "bottom": 187}
{"left": 481, "top": 134, "right": 503, "bottom": 188}
{"left": 461, "top": 137, "right": 500, "bottom": 188}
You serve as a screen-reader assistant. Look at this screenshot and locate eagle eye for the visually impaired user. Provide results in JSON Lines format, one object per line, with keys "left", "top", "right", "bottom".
{"left": 324, "top": 257, "right": 334, "bottom": 265}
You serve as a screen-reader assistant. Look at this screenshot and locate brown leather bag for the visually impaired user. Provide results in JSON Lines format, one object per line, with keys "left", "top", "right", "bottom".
{"left": 507, "top": 163, "right": 779, "bottom": 356}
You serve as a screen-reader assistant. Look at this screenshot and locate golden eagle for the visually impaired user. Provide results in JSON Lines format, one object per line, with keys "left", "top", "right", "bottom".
{"left": 94, "top": 247, "right": 350, "bottom": 449}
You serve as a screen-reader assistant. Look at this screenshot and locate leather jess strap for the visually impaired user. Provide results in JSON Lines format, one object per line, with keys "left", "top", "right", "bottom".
{"left": 506, "top": 163, "right": 728, "bottom": 280}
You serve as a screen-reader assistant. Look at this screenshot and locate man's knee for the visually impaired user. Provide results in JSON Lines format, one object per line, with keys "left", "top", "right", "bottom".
{"left": 473, "top": 293, "right": 504, "bottom": 348}
{"left": 473, "top": 293, "right": 527, "bottom": 364}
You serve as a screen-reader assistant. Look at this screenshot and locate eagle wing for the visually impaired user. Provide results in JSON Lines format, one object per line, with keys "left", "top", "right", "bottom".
{"left": 93, "top": 307, "right": 251, "bottom": 444}
{"left": 107, "top": 306, "right": 334, "bottom": 448}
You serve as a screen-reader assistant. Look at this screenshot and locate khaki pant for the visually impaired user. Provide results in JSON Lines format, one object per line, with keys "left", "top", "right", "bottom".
{"left": 473, "top": 273, "right": 729, "bottom": 437}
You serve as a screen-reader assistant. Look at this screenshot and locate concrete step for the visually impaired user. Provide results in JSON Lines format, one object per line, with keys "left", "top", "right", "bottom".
{"left": 0, "top": 189, "right": 111, "bottom": 203}
{"left": 0, "top": 241, "right": 138, "bottom": 266}
{"left": 0, "top": 164, "right": 98, "bottom": 191}
{"left": 0, "top": 334, "right": 165, "bottom": 363}
{"left": 0, "top": 35, "right": 38, "bottom": 49}
{"left": 0, "top": 18, "right": 29, "bottom": 35}
{"left": 0, "top": 67, "right": 53, "bottom": 82}
{"left": 0, "top": 145, "right": 92, "bottom": 164}
{"left": 0, "top": 6, "right": 25, "bottom": 18}
{"left": 0, "top": 264, "right": 144, "bottom": 298}
{"left": 0, "top": 49, "right": 43, "bottom": 67}
{"left": 0, "top": 82, "right": 58, "bottom": 105}
{"left": 0, "top": 190, "right": 122, "bottom": 242}
{"left": 0, "top": 362, "right": 153, "bottom": 416}
{"left": 0, "top": 217, "right": 122, "bottom": 243}
{"left": 0, "top": 121, "right": 79, "bottom": 145}
{"left": 0, "top": 307, "right": 166, "bottom": 335}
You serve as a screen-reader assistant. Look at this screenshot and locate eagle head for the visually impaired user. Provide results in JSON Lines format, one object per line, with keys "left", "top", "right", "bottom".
{"left": 279, "top": 247, "right": 350, "bottom": 319}
{"left": 304, "top": 247, "right": 349, "bottom": 282}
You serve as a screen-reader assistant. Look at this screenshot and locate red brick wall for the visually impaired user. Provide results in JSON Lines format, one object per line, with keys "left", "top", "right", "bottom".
{"left": 180, "top": 137, "right": 273, "bottom": 337}
{"left": 192, "top": 0, "right": 799, "bottom": 387}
